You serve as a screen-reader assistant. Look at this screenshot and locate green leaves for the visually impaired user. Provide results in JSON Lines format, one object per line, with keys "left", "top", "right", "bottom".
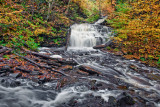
{"left": 86, "top": 14, "right": 100, "bottom": 23}
{"left": 115, "top": 0, "right": 132, "bottom": 13}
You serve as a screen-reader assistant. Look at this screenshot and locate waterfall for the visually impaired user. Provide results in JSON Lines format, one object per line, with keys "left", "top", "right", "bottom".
{"left": 68, "top": 22, "right": 112, "bottom": 50}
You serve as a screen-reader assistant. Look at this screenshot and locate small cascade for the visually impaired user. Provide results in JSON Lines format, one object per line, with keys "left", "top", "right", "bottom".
{"left": 68, "top": 18, "right": 112, "bottom": 50}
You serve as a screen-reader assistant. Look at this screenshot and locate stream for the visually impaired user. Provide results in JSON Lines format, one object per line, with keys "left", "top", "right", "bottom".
{"left": 0, "top": 18, "right": 160, "bottom": 107}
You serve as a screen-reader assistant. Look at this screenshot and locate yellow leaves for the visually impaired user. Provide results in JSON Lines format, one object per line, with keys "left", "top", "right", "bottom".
{"left": 119, "top": 34, "right": 127, "bottom": 39}
{"left": 108, "top": 0, "right": 160, "bottom": 66}
{"left": 139, "top": 49, "right": 145, "bottom": 53}
{"left": 73, "top": 0, "right": 115, "bottom": 16}
{"left": 0, "top": 10, "right": 23, "bottom": 15}
{"left": 114, "top": 37, "right": 123, "bottom": 42}
{"left": 34, "top": 29, "right": 47, "bottom": 36}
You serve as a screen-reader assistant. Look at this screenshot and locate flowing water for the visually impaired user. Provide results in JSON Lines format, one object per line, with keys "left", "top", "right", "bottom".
{"left": 0, "top": 19, "right": 160, "bottom": 107}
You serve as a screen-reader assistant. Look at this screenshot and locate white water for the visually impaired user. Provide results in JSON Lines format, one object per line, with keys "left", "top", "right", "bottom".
{"left": 68, "top": 23, "right": 112, "bottom": 51}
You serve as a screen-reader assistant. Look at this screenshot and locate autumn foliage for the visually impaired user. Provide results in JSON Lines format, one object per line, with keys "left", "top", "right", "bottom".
{"left": 73, "top": 0, "right": 116, "bottom": 16}
{"left": 0, "top": 0, "right": 72, "bottom": 51}
{"left": 108, "top": 0, "right": 160, "bottom": 67}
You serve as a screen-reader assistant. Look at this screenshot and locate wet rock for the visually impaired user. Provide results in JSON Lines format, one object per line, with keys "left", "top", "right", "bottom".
{"left": 0, "top": 73, "right": 6, "bottom": 77}
{"left": 146, "top": 102, "right": 156, "bottom": 107}
{"left": 46, "top": 61, "right": 62, "bottom": 67}
{"left": 30, "top": 71, "right": 43, "bottom": 75}
{"left": 77, "top": 70, "right": 89, "bottom": 75}
{"left": 31, "top": 77, "right": 39, "bottom": 83}
{"left": 0, "top": 104, "right": 8, "bottom": 107}
{"left": 73, "top": 94, "right": 107, "bottom": 107}
{"left": 0, "top": 92, "right": 5, "bottom": 99}
{"left": 127, "top": 74, "right": 152, "bottom": 86}
{"left": 96, "top": 83, "right": 103, "bottom": 87}
{"left": 105, "top": 40, "right": 116, "bottom": 48}
{"left": 38, "top": 77, "right": 47, "bottom": 84}
{"left": 58, "top": 65, "right": 72, "bottom": 71}
{"left": 114, "top": 51, "right": 124, "bottom": 56}
{"left": 9, "top": 73, "right": 22, "bottom": 78}
{"left": 147, "top": 73, "right": 160, "bottom": 81}
{"left": 93, "top": 44, "right": 106, "bottom": 49}
{"left": 15, "top": 67, "right": 31, "bottom": 73}
{"left": 117, "top": 85, "right": 128, "bottom": 90}
{"left": 154, "top": 84, "right": 160, "bottom": 90}
{"left": 129, "top": 64, "right": 149, "bottom": 73}
{"left": 57, "top": 59, "right": 78, "bottom": 66}
{"left": 1, "top": 65, "right": 13, "bottom": 73}
{"left": 116, "top": 92, "right": 135, "bottom": 106}
{"left": 90, "top": 80, "right": 98, "bottom": 90}
{"left": 78, "top": 65, "right": 100, "bottom": 75}
{"left": 0, "top": 70, "right": 5, "bottom": 74}
{"left": 108, "top": 96, "right": 116, "bottom": 107}
{"left": 1, "top": 78, "right": 21, "bottom": 87}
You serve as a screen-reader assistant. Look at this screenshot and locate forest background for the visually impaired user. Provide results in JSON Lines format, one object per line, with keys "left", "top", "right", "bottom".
{"left": 0, "top": 0, "right": 160, "bottom": 68}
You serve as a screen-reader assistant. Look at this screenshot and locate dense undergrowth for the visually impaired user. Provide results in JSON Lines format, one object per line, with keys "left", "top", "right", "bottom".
{"left": 0, "top": 0, "right": 90, "bottom": 52}
{"left": 107, "top": 0, "right": 160, "bottom": 68}
{"left": 0, "top": 0, "right": 115, "bottom": 52}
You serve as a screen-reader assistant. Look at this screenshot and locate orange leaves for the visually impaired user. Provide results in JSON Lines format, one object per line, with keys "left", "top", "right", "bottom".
{"left": 73, "top": 0, "right": 115, "bottom": 16}
{"left": 108, "top": 0, "right": 160, "bottom": 67}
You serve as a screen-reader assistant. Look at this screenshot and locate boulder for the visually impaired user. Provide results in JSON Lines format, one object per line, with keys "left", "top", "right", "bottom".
{"left": 9, "top": 73, "right": 22, "bottom": 78}
{"left": 105, "top": 40, "right": 117, "bottom": 48}
{"left": 93, "top": 44, "right": 106, "bottom": 49}
{"left": 38, "top": 77, "right": 47, "bottom": 84}
{"left": 116, "top": 92, "right": 135, "bottom": 106}
{"left": 1, "top": 78, "right": 21, "bottom": 87}
{"left": 108, "top": 96, "right": 116, "bottom": 107}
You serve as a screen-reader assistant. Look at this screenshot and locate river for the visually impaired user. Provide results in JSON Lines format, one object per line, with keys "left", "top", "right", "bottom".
{"left": 0, "top": 18, "right": 160, "bottom": 107}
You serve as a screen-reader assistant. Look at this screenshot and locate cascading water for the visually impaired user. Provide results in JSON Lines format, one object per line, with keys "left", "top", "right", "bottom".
{"left": 68, "top": 23, "right": 112, "bottom": 50}
{"left": 0, "top": 17, "right": 160, "bottom": 107}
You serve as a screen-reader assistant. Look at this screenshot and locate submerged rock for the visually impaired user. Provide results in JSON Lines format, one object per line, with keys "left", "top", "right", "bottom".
{"left": 116, "top": 92, "right": 135, "bottom": 106}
